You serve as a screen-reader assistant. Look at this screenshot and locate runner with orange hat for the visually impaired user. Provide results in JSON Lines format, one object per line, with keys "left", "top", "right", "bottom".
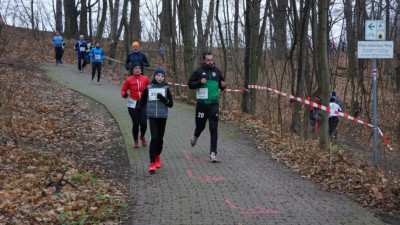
{"left": 125, "top": 41, "right": 150, "bottom": 75}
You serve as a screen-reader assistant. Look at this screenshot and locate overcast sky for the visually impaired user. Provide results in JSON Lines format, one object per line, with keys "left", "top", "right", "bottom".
{"left": 0, "top": 0, "right": 345, "bottom": 43}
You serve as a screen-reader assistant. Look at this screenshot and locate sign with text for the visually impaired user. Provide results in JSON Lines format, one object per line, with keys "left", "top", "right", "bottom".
{"left": 365, "top": 20, "right": 386, "bottom": 40}
{"left": 357, "top": 41, "right": 393, "bottom": 59}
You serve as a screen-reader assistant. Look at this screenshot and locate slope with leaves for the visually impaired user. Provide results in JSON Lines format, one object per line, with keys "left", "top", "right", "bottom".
{"left": 0, "top": 59, "right": 130, "bottom": 222}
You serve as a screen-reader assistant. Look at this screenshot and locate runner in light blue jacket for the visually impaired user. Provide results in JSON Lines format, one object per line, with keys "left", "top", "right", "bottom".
{"left": 50, "top": 31, "right": 65, "bottom": 65}
{"left": 88, "top": 42, "right": 105, "bottom": 84}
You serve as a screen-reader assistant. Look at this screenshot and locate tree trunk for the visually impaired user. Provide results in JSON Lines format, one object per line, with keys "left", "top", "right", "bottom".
{"left": 270, "top": 0, "right": 287, "bottom": 60}
{"left": 110, "top": 0, "right": 129, "bottom": 59}
{"left": 120, "top": 0, "right": 130, "bottom": 55}
{"left": 129, "top": 0, "right": 141, "bottom": 42}
{"left": 294, "top": 0, "right": 311, "bottom": 136}
{"left": 318, "top": 0, "right": 330, "bottom": 151}
{"left": 80, "top": 0, "right": 88, "bottom": 37}
{"left": 31, "top": 0, "right": 36, "bottom": 39}
{"left": 109, "top": 0, "right": 121, "bottom": 58}
{"left": 159, "top": 0, "right": 171, "bottom": 45}
{"left": 96, "top": 0, "right": 107, "bottom": 41}
{"left": 178, "top": 0, "right": 195, "bottom": 101}
{"left": 63, "top": 0, "right": 78, "bottom": 38}
{"left": 311, "top": 0, "right": 322, "bottom": 94}
{"left": 111, "top": 0, "right": 120, "bottom": 40}
{"left": 233, "top": 0, "right": 239, "bottom": 49}
{"left": 216, "top": 0, "right": 227, "bottom": 109}
{"left": 55, "top": 0, "right": 63, "bottom": 32}
{"left": 88, "top": 0, "right": 99, "bottom": 41}
{"left": 195, "top": 0, "right": 214, "bottom": 66}
{"left": 241, "top": 0, "right": 267, "bottom": 114}
{"left": 344, "top": 0, "right": 357, "bottom": 116}
{"left": 169, "top": 0, "right": 180, "bottom": 96}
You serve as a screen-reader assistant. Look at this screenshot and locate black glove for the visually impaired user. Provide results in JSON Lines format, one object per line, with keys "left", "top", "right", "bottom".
{"left": 125, "top": 66, "right": 129, "bottom": 70}
{"left": 136, "top": 102, "right": 142, "bottom": 111}
{"left": 123, "top": 92, "right": 129, "bottom": 98}
{"left": 157, "top": 93, "right": 168, "bottom": 104}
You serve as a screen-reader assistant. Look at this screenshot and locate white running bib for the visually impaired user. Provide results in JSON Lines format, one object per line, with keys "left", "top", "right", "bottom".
{"left": 80, "top": 47, "right": 85, "bottom": 52}
{"left": 127, "top": 98, "right": 137, "bottom": 108}
{"left": 196, "top": 88, "right": 208, "bottom": 99}
{"left": 149, "top": 88, "right": 165, "bottom": 101}
{"left": 95, "top": 55, "right": 101, "bottom": 60}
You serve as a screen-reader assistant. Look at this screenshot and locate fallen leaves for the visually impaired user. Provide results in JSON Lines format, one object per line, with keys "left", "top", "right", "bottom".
{"left": 0, "top": 56, "right": 129, "bottom": 223}
{"left": 220, "top": 108, "right": 400, "bottom": 216}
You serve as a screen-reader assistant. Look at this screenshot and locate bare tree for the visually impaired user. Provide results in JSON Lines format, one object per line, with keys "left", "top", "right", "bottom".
{"left": 168, "top": 0, "right": 180, "bottom": 96}
{"left": 318, "top": 0, "right": 330, "bottom": 150}
{"left": 80, "top": 0, "right": 88, "bottom": 37}
{"left": 96, "top": 0, "right": 107, "bottom": 41}
{"left": 216, "top": 0, "right": 227, "bottom": 108}
{"left": 233, "top": 0, "right": 239, "bottom": 49}
{"left": 178, "top": 0, "right": 195, "bottom": 100}
{"left": 129, "top": 0, "right": 141, "bottom": 42}
{"left": 194, "top": 0, "right": 214, "bottom": 65}
{"left": 88, "top": 0, "right": 99, "bottom": 40}
{"left": 110, "top": 0, "right": 129, "bottom": 58}
{"left": 241, "top": 0, "right": 268, "bottom": 114}
{"left": 270, "top": 0, "right": 287, "bottom": 60}
{"left": 30, "top": 0, "right": 36, "bottom": 39}
{"left": 292, "top": 0, "right": 311, "bottom": 135}
{"left": 64, "top": 0, "right": 78, "bottom": 38}
{"left": 159, "top": 0, "right": 171, "bottom": 45}
{"left": 109, "top": 0, "right": 120, "bottom": 58}
{"left": 55, "top": 0, "right": 63, "bottom": 32}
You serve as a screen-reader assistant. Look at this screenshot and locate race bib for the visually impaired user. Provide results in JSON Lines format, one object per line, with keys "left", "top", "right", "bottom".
{"left": 95, "top": 55, "right": 101, "bottom": 60}
{"left": 80, "top": 47, "right": 85, "bottom": 52}
{"left": 127, "top": 98, "right": 137, "bottom": 108}
{"left": 149, "top": 88, "right": 165, "bottom": 101}
{"left": 196, "top": 88, "right": 208, "bottom": 99}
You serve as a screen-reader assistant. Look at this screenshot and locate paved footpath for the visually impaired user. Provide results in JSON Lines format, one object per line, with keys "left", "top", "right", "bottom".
{"left": 43, "top": 63, "right": 384, "bottom": 225}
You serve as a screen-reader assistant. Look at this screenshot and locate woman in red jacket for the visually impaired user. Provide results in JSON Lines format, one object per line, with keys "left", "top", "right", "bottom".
{"left": 121, "top": 63, "right": 150, "bottom": 148}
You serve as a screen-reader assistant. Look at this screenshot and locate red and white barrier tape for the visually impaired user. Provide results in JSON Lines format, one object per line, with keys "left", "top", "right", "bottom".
{"left": 167, "top": 82, "right": 246, "bottom": 92}
{"left": 247, "top": 85, "right": 392, "bottom": 150}
{"left": 167, "top": 82, "right": 188, "bottom": 87}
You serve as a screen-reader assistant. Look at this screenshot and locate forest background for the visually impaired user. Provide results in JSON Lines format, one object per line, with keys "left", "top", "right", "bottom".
{"left": 1, "top": 0, "right": 400, "bottom": 223}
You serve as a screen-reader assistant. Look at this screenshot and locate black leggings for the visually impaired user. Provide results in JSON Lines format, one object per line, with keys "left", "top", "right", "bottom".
{"left": 128, "top": 107, "right": 147, "bottom": 140}
{"left": 329, "top": 116, "right": 339, "bottom": 137}
{"left": 194, "top": 102, "right": 219, "bottom": 154}
{"left": 91, "top": 62, "right": 102, "bottom": 82}
{"left": 55, "top": 47, "right": 63, "bottom": 62}
{"left": 149, "top": 118, "right": 167, "bottom": 163}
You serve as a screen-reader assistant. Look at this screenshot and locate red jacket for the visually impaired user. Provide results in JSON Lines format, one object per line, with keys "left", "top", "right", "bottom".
{"left": 306, "top": 97, "right": 319, "bottom": 110}
{"left": 121, "top": 74, "right": 150, "bottom": 101}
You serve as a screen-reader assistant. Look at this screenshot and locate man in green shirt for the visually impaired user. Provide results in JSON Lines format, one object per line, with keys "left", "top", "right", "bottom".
{"left": 188, "top": 52, "right": 226, "bottom": 162}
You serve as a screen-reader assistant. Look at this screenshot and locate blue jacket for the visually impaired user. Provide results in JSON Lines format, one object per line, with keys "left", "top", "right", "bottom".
{"left": 125, "top": 51, "right": 150, "bottom": 75}
{"left": 74, "top": 41, "right": 88, "bottom": 54}
{"left": 51, "top": 36, "right": 65, "bottom": 47}
{"left": 89, "top": 47, "right": 105, "bottom": 63}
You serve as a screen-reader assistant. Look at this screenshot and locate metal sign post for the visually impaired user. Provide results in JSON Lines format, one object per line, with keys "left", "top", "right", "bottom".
{"left": 372, "top": 59, "right": 378, "bottom": 169}
{"left": 358, "top": 20, "right": 392, "bottom": 170}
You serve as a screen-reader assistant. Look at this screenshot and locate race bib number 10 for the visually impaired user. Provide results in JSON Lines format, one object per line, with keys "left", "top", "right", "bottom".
{"left": 127, "top": 98, "right": 137, "bottom": 108}
{"left": 197, "top": 88, "right": 208, "bottom": 99}
{"left": 149, "top": 88, "right": 165, "bottom": 101}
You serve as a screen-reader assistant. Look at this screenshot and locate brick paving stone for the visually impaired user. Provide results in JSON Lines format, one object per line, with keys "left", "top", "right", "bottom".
{"left": 44, "top": 63, "right": 384, "bottom": 225}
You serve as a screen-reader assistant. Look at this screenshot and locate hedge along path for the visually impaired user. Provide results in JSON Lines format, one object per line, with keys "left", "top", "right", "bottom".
{"left": 42, "top": 62, "right": 384, "bottom": 224}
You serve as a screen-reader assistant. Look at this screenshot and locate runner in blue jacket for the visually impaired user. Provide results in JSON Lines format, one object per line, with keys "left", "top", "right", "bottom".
{"left": 74, "top": 35, "right": 88, "bottom": 72}
{"left": 50, "top": 31, "right": 65, "bottom": 65}
{"left": 88, "top": 42, "right": 105, "bottom": 84}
